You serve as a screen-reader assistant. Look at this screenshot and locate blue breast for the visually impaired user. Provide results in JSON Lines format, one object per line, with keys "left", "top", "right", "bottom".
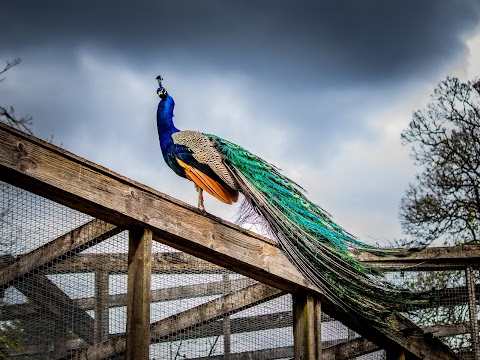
{"left": 156, "top": 95, "right": 187, "bottom": 178}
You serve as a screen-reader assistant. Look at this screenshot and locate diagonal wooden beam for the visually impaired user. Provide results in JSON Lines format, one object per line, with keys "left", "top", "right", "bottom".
{"left": 15, "top": 274, "right": 96, "bottom": 345}
{"left": 0, "top": 219, "right": 120, "bottom": 288}
{"left": 188, "top": 337, "right": 378, "bottom": 360}
{"left": 0, "top": 123, "right": 460, "bottom": 360}
{"left": 63, "top": 282, "right": 283, "bottom": 360}
{"left": 1, "top": 255, "right": 95, "bottom": 345}
{"left": 74, "top": 278, "right": 256, "bottom": 310}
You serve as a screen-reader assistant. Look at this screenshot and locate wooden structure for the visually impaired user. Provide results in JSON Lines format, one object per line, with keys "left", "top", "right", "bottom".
{"left": 0, "top": 122, "right": 478, "bottom": 359}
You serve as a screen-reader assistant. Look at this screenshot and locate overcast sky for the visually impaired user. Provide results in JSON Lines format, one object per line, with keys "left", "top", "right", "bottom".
{"left": 2, "top": 1, "right": 480, "bottom": 245}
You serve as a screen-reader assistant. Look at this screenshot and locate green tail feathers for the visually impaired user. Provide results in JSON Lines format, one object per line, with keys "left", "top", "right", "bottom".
{"left": 208, "top": 134, "right": 428, "bottom": 326}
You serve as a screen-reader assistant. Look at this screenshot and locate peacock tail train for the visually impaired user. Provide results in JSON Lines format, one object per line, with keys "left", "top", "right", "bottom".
{"left": 207, "top": 134, "right": 428, "bottom": 326}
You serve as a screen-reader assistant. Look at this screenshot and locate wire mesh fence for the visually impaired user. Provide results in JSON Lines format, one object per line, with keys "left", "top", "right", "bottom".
{"left": 386, "top": 267, "right": 480, "bottom": 359}
{"left": 0, "top": 178, "right": 478, "bottom": 359}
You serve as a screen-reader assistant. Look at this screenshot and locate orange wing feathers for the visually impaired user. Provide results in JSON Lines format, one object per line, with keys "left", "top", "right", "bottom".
{"left": 176, "top": 158, "right": 239, "bottom": 204}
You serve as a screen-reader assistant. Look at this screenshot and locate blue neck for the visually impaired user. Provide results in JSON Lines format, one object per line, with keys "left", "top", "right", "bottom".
{"left": 157, "top": 94, "right": 179, "bottom": 155}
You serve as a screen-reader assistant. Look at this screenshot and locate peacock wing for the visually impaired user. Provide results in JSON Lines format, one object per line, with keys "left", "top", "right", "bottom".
{"left": 171, "top": 131, "right": 239, "bottom": 204}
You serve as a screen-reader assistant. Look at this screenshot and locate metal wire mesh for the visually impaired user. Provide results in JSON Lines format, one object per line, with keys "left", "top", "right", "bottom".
{"left": 1, "top": 178, "right": 478, "bottom": 359}
{"left": 385, "top": 266, "right": 480, "bottom": 359}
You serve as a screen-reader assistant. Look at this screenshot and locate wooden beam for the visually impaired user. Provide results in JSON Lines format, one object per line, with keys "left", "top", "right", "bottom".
{"left": 65, "top": 282, "right": 283, "bottom": 360}
{"left": 189, "top": 337, "right": 379, "bottom": 360}
{"left": 42, "top": 244, "right": 480, "bottom": 274}
{"left": 150, "top": 282, "right": 283, "bottom": 340}
{"left": 358, "top": 245, "right": 480, "bottom": 270}
{"left": 0, "top": 123, "right": 461, "bottom": 360}
{"left": 191, "top": 346, "right": 294, "bottom": 360}
{"left": 125, "top": 227, "right": 152, "bottom": 360}
{"left": 222, "top": 273, "right": 232, "bottom": 360}
{"left": 293, "top": 292, "right": 321, "bottom": 359}
{"left": 74, "top": 278, "right": 256, "bottom": 310}
{"left": 0, "top": 219, "right": 119, "bottom": 287}
{"left": 14, "top": 274, "right": 95, "bottom": 344}
{"left": 51, "top": 251, "right": 222, "bottom": 274}
{"left": 323, "top": 337, "right": 378, "bottom": 360}
{"left": 425, "top": 321, "right": 480, "bottom": 338}
{"left": 94, "top": 270, "right": 110, "bottom": 343}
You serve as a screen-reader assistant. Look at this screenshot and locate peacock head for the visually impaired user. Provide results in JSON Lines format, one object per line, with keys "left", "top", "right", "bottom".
{"left": 156, "top": 75, "right": 168, "bottom": 99}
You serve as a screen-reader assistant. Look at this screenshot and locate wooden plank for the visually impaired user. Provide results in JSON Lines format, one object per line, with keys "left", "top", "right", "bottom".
{"left": 222, "top": 273, "right": 232, "bottom": 360}
{"left": 293, "top": 292, "right": 321, "bottom": 360}
{"left": 191, "top": 346, "right": 294, "bottom": 360}
{"left": 189, "top": 337, "right": 379, "bottom": 360}
{"left": 358, "top": 245, "right": 480, "bottom": 270}
{"left": 150, "top": 282, "right": 283, "bottom": 339}
{"left": 125, "top": 227, "right": 152, "bottom": 360}
{"left": 65, "top": 283, "right": 283, "bottom": 359}
{"left": 51, "top": 251, "right": 222, "bottom": 274}
{"left": 323, "top": 337, "right": 378, "bottom": 360}
{"left": 44, "top": 245, "right": 480, "bottom": 274}
{"left": 0, "top": 123, "right": 461, "bottom": 360}
{"left": 0, "top": 219, "right": 119, "bottom": 287}
{"left": 425, "top": 321, "right": 478, "bottom": 338}
{"left": 74, "top": 278, "right": 256, "bottom": 310}
{"left": 94, "top": 270, "right": 110, "bottom": 343}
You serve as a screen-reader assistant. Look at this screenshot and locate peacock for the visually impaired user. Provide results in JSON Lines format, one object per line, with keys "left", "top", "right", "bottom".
{"left": 155, "top": 76, "right": 426, "bottom": 327}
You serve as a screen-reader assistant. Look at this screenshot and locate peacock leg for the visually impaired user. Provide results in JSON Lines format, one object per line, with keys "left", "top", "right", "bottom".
{"left": 194, "top": 183, "right": 205, "bottom": 211}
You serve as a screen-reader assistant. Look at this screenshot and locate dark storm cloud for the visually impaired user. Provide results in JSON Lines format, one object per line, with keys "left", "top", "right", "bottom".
{"left": 3, "top": 0, "right": 480, "bottom": 87}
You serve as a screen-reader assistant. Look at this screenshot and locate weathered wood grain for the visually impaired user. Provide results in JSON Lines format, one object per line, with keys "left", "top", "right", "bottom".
{"left": 358, "top": 245, "right": 480, "bottom": 270}
{"left": 293, "top": 292, "right": 322, "bottom": 360}
{"left": 94, "top": 270, "right": 110, "bottom": 343}
{"left": 322, "top": 337, "right": 378, "bottom": 360}
{"left": 125, "top": 227, "right": 152, "bottom": 360}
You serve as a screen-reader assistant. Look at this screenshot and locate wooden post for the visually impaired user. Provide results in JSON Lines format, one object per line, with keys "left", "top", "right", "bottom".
{"left": 466, "top": 267, "right": 480, "bottom": 360}
{"left": 222, "top": 273, "right": 232, "bottom": 359}
{"left": 293, "top": 292, "right": 321, "bottom": 360}
{"left": 94, "top": 270, "right": 110, "bottom": 343}
{"left": 126, "top": 226, "right": 152, "bottom": 360}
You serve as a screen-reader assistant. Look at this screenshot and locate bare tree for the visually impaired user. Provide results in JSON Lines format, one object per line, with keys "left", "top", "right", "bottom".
{"left": 400, "top": 76, "right": 480, "bottom": 246}
{"left": 0, "top": 58, "right": 33, "bottom": 135}
{"left": 398, "top": 77, "right": 480, "bottom": 351}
